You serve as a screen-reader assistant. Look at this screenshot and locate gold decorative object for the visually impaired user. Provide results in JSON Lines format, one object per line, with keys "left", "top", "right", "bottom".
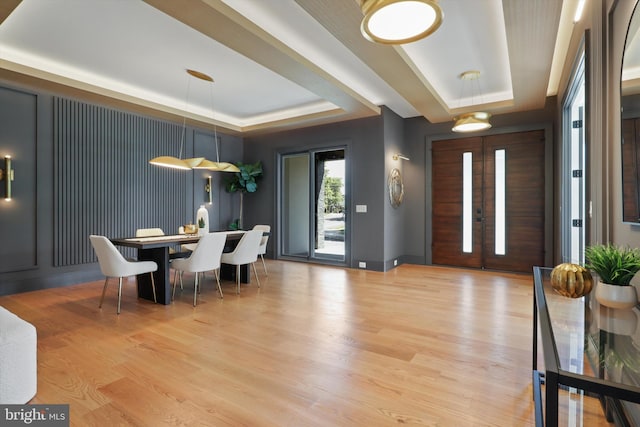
{"left": 183, "top": 223, "right": 198, "bottom": 234}
{"left": 452, "top": 70, "right": 492, "bottom": 133}
{"left": 388, "top": 167, "right": 404, "bottom": 208}
{"left": 0, "top": 155, "right": 14, "bottom": 201}
{"left": 150, "top": 69, "right": 237, "bottom": 172}
{"left": 550, "top": 263, "right": 594, "bottom": 298}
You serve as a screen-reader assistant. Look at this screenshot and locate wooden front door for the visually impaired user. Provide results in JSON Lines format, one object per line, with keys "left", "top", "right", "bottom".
{"left": 432, "top": 130, "right": 545, "bottom": 273}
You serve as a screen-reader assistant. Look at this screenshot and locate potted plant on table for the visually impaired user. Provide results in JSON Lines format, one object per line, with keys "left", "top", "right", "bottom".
{"left": 585, "top": 244, "right": 640, "bottom": 309}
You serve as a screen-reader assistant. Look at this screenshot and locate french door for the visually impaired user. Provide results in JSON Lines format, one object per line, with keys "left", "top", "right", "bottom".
{"left": 280, "top": 148, "right": 347, "bottom": 263}
{"left": 432, "top": 130, "right": 545, "bottom": 273}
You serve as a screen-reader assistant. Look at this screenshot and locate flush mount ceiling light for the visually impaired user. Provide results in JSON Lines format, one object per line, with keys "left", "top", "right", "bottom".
{"left": 360, "top": 0, "right": 443, "bottom": 44}
{"left": 452, "top": 70, "right": 492, "bottom": 133}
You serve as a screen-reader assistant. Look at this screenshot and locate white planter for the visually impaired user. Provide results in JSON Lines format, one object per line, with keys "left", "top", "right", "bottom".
{"left": 196, "top": 205, "right": 209, "bottom": 236}
{"left": 598, "top": 305, "right": 638, "bottom": 335}
{"left": 595, "top": 281, "right": 638, "bottom": 309}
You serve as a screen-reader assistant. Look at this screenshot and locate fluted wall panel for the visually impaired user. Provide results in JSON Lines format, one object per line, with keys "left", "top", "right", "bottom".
{"left": 53, "top": 98, "right": 192, "bottom": 266}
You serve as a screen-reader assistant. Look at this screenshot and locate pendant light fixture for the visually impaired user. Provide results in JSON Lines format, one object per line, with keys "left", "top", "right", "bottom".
{"left": 360, "top": 0, "right": 443, "bottom": 44}
{"left": 186, "top": 69, "right": 240, "bottom": 173}
{"left": 452, "top": 70, "right": 492, "bottom": 133}
{"left": 149, "top": 70, "right": 203, "bottom": 170}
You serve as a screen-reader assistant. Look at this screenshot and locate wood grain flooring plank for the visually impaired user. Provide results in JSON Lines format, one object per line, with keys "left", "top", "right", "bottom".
{"left": 0, "top": 261, "right": 615, "bottom": 426}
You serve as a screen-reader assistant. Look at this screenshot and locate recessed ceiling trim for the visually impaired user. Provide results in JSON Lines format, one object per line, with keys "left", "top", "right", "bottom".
{"left": 145, "top": 0, "right": 381, "bottom": 118}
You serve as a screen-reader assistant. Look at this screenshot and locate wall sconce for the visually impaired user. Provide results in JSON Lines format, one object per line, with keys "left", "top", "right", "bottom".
{"left": 0, "top": 155, "right": 14, "bottom": 201}
{"left": 205, "top": 176, "right": 212, "bottom": 204}
{"left": 393, "top": 153, "right": 410, "bottom": 161}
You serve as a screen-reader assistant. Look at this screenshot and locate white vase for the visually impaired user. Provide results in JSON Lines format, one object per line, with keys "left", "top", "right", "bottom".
{"left": 196, "top": 205, "right": 209, "bottom": 236}
{"left": 595, "top": 281, "right": 638, "bottom": 309}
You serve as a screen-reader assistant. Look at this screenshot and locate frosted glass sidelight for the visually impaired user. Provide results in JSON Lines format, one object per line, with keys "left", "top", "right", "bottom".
{"left": 495, "top": 149, "right": 506, "bottom": 255}
{"left": 463, "top": 152, "right": 472, "bottom": 253}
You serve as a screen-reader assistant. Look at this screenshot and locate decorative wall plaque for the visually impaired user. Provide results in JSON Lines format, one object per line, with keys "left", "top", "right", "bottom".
{"left": 388, "top": 168, "right": 404, "bottom": 208}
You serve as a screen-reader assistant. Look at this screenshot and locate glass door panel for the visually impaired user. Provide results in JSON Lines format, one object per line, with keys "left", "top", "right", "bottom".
{"left": 282, "top": 153, "right": 310, "bottom": 258}
{"left": 312, "top": 149, "right": 345, "bottom": 261}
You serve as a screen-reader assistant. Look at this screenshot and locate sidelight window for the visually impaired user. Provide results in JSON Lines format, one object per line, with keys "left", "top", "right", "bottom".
{"left": 463, "top": 152, "right": 472, "bottom": 253}
{"left": 495, "top": 149, "right": 506, "bottom": 255}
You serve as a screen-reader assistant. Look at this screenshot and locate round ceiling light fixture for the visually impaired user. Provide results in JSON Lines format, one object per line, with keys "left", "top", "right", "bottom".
{"left": 360, "top": 0, "right": 443, "bottom": 44}
{"left": 452, "top": 112, "right": 492, "bottom": 133}
{"left": 451, "top": 70, "right": 492, "bottom": 133}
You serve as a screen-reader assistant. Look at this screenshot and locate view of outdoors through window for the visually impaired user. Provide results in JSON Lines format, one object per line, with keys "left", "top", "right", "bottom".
{"left": 316, "top": 159, "right": 345, "bottom": 256}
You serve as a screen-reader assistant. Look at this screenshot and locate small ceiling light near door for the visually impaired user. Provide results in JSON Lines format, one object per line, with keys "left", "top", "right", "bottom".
{"left": 452, "top": 70, "right": 492, "bottom": 133}
{"left": 452, "top": 112, "right": 492, "bottom": 133}
{"left": 360, "top": 0, "right": 443, "bottom": 44}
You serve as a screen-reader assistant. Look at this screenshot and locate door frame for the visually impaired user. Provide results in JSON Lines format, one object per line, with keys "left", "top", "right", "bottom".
{"left": 425, "top": 125, "right": 554, "bottom": 267}
{"left": 276, "top": 145, "right": 350, "bottom": 267}
{"left": 561, "top": 35, "right": 589, "bottom": 264}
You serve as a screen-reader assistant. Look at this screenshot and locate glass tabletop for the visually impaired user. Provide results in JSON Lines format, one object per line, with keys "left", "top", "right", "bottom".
{"left": 538, "top": 266, "right": 640, "bottom": 385}
{"left": 536, "top": 266, "right": 640, "bottom": 425}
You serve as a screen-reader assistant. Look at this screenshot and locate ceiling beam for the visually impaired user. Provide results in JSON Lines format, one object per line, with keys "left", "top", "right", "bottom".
{"left": 0, "top": 0, "right": 20, "bottom": 26}
{"left": 501, "top": 0, "right": 563, "bottom": 113}
{"left": 294, "top": 0, "right": 454, "bottom": 123}
{"left": 143, "top": 0, "right": 381, "bottom": 127}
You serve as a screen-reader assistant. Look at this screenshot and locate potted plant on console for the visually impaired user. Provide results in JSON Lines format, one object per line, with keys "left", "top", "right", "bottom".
{"left": 585, "top": 244, "right": 640, "bottom": 309}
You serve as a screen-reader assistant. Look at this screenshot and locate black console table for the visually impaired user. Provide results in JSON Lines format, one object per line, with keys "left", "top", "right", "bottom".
{"left": 533, "top": 266, "right": 640, "bottom": 426}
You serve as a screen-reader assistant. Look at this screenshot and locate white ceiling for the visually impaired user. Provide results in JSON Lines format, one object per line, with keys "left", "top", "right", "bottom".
{"left": 0, "top": 0, "right": 579, "bottom": 135}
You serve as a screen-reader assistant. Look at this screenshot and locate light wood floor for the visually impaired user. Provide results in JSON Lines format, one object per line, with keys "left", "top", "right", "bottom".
{"left": 0, "top": 262, "right": 612, "bottom": 426}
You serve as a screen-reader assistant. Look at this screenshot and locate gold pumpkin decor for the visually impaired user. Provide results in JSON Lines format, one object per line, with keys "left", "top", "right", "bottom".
{"left": 550, "top": 263, "right": 594, "bottom": 298}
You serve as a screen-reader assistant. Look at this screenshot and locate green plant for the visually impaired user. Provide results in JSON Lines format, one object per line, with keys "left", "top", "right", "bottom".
{"left": 584, "top": 244, "right": 640, "bottom": 285}
{"left": 225, "top": 161, "right": 263, "bottom": 194}
{"left": 225, "top": 161, "right": 263, "bottom": 229}
{"left": 198, "top": 217, "right": 205, "bottom": 228}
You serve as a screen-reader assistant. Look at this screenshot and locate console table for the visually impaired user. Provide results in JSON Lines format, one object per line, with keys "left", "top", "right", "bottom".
{"left": 533, "top": 266, "right": 640, "bottom": 426}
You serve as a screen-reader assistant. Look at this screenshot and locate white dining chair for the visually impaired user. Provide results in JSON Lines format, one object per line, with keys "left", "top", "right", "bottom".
{"left": 252, "top": 224, "right": 270, "bottom": 275}
{"left": 89, "top": 235, "right": 158, "bottom": 314}
{"left": 171, "top": 232, "right": 227, "bottom": 306}
{"left": 221, "top": 229, "right": 263, "bottom": 294}
{"left": 136, "top": 227, "right": 190, "bottom": 256}
{"left": 135, "top": 228, "right": 165, "bottom": 237}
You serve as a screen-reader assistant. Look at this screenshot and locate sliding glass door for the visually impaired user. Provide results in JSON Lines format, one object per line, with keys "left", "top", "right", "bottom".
{"left": 280, "top": 148, "right": 347, "bottom": 264}
{"left": 282, "top": 153, "right": 310, "bottom": 258}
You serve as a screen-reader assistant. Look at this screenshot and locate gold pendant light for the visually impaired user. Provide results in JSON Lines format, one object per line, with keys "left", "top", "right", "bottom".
{"left": 360, "top": 0, "right": 443, "bottom": 44}
{"left": 452, "top": 70, "right": 492, "bottom": 133}
{"left": 186, "top": 69, "right": 239, "bottom": 173}
{"left": 452, "top": 112, "right": 492, "bottom": 133}
{"left": 150, "top": 69, "right": 238, "bottom": 172}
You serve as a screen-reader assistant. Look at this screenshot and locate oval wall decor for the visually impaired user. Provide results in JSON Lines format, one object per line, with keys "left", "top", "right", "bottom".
{"left": 388, "top": 168, "right": 404, "bottom": 208}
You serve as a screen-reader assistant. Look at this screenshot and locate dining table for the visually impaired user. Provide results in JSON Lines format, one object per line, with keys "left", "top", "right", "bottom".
{"left": 111, "top": 231, "right": 250, "bottom": 305}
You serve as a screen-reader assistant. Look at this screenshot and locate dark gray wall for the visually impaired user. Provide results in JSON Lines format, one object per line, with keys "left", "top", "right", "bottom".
{"left": 0, "top": 87, "right": 37, "bottom": 274}
{"left": 243, "top": 114, "right": 385, "bottom": 269}
{"left": 0, "top": 73, "right": 558, "bottom": 296}
{"left": 0, "top": 84, "right": 242, "bottom": 296}
{"left": 383, "top": 107, "right": 407, "bottom": 270}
